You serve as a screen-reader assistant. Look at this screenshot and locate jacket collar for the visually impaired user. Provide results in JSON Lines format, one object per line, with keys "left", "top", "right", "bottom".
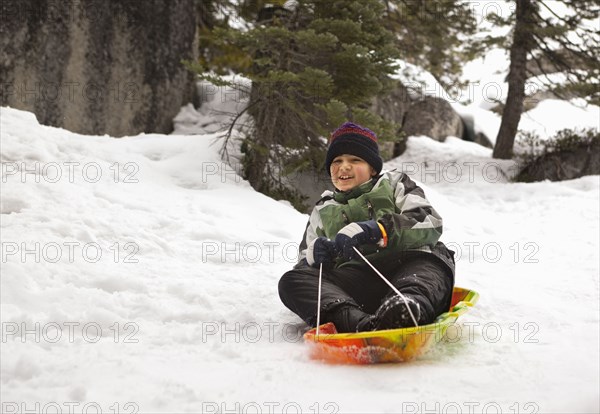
{"left": 333, "top": 175, "right": 380, "bottom": 203}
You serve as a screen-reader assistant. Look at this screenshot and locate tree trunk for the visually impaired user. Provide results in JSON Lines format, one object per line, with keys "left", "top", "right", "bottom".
{"left": 493, "top": 0, "right": 536, "bottom": 159}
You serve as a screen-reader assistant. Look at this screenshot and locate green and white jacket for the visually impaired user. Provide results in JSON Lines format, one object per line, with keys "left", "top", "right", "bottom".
{"left": 297, "top": 171, "right": 450, "bottom": 269}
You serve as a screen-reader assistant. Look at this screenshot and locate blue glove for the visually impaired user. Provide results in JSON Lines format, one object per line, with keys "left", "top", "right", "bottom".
{"left": 306, "top": 237, "right": 337, "bottom": 268}
{"left": 333, "top": 220, "right": 385, "bottom": 261}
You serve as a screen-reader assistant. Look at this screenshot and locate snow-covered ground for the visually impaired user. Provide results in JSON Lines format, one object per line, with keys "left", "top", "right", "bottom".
{"left": 1, "top": 96, "right": 599, "bottom": 413}
{"left": 3, "top": 1, "right": 599, "bottom": 410}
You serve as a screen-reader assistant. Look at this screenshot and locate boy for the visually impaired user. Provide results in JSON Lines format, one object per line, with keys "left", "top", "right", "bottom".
{"left": 278, "top": 122, "right": 455, "bottom": 332}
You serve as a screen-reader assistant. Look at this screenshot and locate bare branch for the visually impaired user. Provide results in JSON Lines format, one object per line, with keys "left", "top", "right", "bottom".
{"left": 218, "top": 98, "right": 260, "bottom": 161}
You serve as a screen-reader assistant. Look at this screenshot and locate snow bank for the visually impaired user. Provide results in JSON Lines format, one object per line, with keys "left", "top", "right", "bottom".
{"left": 518, "top": 99, "right": 600, "bottom": 140}
{"left": 1, "top": 106, "right": 598, "bottom": 413}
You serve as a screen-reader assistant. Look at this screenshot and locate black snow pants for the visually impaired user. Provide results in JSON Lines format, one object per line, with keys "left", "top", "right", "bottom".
{"left": 278, "top": 243, "right": 455, "bottom": 332}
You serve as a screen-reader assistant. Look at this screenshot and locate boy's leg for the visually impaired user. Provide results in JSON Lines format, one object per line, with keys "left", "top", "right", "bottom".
{"left": 382, "top": 254, "right": 454, "bottom": 325}
{"left": 278, "top": 265, "right": 387, "bottom": 332}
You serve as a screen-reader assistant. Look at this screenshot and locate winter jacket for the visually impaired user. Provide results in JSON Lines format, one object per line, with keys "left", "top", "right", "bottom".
{"left": 296, "top": 171, "right": 455, "bottom": 274}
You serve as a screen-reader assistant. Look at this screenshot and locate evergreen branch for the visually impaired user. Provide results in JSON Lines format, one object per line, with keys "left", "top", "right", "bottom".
{"left": 538, "top": 0, "right": 600, "bottom": 30}
{"left": 527, "top": 51, "right": 554, "bottom": 80}
{"left": 545, "top": 34, "right": 599, "bottom": 70}
{"left": 532, "top": 8, "right": 599, "bottom": 54}
{"left": 530, "top": 32, "right": 572, "bottom": 73}
{"left": 537, "top": 0, "right": 578, "bottom": 27}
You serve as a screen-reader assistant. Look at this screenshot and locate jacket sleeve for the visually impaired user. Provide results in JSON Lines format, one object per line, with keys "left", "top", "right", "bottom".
{"left": 295, "top": 208, "right": 321, "bottom": 268}
{"left": 380, "top": 173, "right": 443, "bottom": 250}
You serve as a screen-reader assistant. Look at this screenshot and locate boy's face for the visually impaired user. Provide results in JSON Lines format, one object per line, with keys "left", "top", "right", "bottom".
{"left": 330, "top": 154, "right": 376, "bottom": 192}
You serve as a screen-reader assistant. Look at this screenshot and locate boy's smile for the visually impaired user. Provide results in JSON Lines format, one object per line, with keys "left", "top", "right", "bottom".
{"left": 330, "top": 154, "right": 376, "bottom": 192}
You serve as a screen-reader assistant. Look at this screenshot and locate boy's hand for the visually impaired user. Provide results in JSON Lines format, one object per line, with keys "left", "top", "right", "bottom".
{"left": 334, "top": 220, "right": 386, "bottom": 260}
{"left": 306, "top": 237, "right": 337, "bottom": 268}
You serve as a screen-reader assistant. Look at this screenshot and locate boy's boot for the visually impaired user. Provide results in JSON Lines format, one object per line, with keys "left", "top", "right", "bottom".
{"left": 373, "top": 295, "right": 422, "bottom": 330}
{"left": 324, "top": 303, "right": 373, "bottom": 333}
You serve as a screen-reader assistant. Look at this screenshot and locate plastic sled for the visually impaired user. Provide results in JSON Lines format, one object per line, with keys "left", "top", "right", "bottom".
{"left": 303, "top": 287, "right": 479, "bottom": 364}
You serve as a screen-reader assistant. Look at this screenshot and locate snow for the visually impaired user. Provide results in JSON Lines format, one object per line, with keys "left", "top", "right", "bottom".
{"left": 2, "top": 99, "right": 599, "bottom": 413}
{"left": 518, "top": 98, "right": 600, "bottom": 140}
{"left": 3, "top": 1, "right": 599, "bottom": 409}
{"left": 460, "top": 48, "right": 511, "bottom": 110}
{"left": 2, "top": 18, "right": 600, "bottom": 408}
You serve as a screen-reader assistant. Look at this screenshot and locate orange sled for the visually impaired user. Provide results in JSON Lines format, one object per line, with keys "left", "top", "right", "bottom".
{"left": 303, "top": 287, "right": 479, "bottom": 364}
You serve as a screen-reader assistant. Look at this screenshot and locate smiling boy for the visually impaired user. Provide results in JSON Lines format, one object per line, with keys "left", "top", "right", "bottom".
{"left": 330, "top": 154, "right": 375, "bottom": 192}
{"left": 278, "top": 122, "right": 456, "bottom": 332}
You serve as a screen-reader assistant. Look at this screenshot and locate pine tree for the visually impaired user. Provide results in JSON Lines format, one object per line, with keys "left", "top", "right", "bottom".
{"left": 381, "top": 0, "right": 479, "bottom": 89}
{"left": 196, "top": 0, "right": 401, "bottom": 207}
{"left": 490, "top": 0, "right": 600, "bottom": 159}
{"left": 194, "top": 1, "right": 481, "bottom": 206}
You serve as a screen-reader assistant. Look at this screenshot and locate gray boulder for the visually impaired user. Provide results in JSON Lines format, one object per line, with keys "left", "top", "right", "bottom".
{"left": 370, "top": 80, "right": 414, "bottom": 159}
{"left": 517, "top": 140, "right": 600, "bottom": 182}
{"left": 474, "top": 132, "right": 493, "bottom": 149}
{"left": 402, "top": 96, "right": 464, "bottom": 142}
{"left": 283, "top": 169, "right": 333, "bottom": 213}
{"left": 370, "top": 81, "right": 412, "bottom": 128}
{"left": 461, "top": 113, "right": 493, "bottom": 149}
{"left": 1, "top": 0, "right": 198, "bottom": 137}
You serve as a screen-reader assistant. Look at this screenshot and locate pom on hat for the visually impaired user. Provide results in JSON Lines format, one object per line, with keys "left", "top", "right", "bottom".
{"left": 325, "top": 122, "right": 382, "bottom": 176}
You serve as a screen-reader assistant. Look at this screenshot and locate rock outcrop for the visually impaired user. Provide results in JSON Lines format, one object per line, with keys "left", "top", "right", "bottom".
{"left": 1, "top": 0, "right": 198, "bottom": 136}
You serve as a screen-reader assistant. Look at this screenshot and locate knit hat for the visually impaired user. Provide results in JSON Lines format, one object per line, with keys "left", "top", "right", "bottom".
{"left": 325, "top": 122, "right": 383, "bottom": 176}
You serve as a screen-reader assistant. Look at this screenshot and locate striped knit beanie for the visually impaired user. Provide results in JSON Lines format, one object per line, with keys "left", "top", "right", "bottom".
{"left": 325, "top": 122, "right": 383, "bottom": 176}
